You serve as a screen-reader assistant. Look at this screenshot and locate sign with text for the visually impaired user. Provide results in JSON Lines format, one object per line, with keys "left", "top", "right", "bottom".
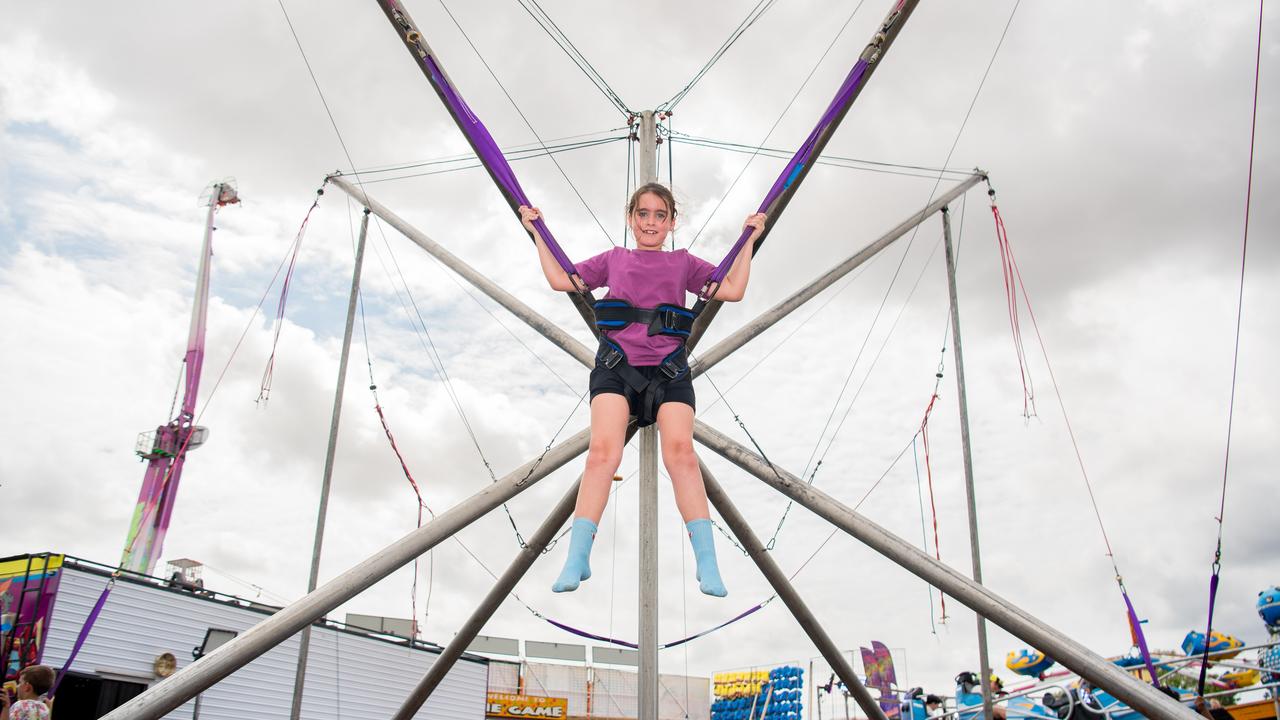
{"left": 486, "top": 693, "right": 569, "bottom": 718}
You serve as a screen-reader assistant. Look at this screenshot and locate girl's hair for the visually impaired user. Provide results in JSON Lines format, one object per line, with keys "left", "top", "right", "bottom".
{"left": 627, "top": 183, "right": 677, "bottom": 218}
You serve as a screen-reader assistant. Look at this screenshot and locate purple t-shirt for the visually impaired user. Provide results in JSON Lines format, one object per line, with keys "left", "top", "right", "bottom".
{"left": 576, "top": 247, "right": 715, "bottom": 366}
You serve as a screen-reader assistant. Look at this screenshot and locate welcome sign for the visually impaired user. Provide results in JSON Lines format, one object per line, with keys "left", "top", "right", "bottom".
{"left": 486, "top": 693, "right": 569, "bottom": 718}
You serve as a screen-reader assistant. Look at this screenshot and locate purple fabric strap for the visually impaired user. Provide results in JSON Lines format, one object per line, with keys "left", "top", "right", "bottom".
{"left": 1196, "top": 569, "right": 1222, "bottom": 698}
{"left": 1121, "top": 588, "right": 1162, "bottom": 689}
{"left": 543, "top": 601, "right": 765, "bottom": 650}
{"left": 418, "top": 53, "right": 578, "bottom": 277}
{"left": 707, "top": 57, "right": 873, "bottom": 286}
{"left": 50, "top": 578, "right": 114, "bottom": 697}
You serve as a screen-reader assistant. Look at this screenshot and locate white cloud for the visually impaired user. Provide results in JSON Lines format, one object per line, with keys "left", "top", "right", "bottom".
{"left": 1, "top": 0, "right": 1276, "bottom": 709}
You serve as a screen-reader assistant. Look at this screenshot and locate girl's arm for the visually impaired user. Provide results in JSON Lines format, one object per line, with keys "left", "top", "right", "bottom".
{"left": 519, "top": 206, "right": 580, "bottom": 292}
{"left": 712, "top": 212, "right": 766, "bottom": 302}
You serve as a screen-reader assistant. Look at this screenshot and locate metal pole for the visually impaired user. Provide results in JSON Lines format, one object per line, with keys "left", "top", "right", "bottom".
{"left": 941, "top": 205, "right": 994, "bottom": 720}
{"left": 288, "top": 207, "right": 370, "bottom": 720}
{"left": 690, "top": 173, "right": 986, "bottom": 374}
{"left": 685, "top": 0, "right": 923, "bottom": 350}
{"left": 636, "top": 108, "right": 660, "bottom": 720}
{"left": 101, "top": 428, "right": 592, "bottom": 720}
{"left": 369, "top": 0, "right": 599, "bottom": 333}
{"left": 392, "top": 477, "right": 583, "bottom": 720}
{"left": 700, "top": 461, "right": 888, "bottom": 720}
{"left": 690, "top": 420, "right": 1200, "bottom": 720}
{"left": 327, "top": 176, "right": 596, "bottom": 369}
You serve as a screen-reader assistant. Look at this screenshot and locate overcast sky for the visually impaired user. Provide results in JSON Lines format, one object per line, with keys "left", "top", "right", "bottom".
{"left": 2, "top": 0, "right": 1276, "bottom": 709}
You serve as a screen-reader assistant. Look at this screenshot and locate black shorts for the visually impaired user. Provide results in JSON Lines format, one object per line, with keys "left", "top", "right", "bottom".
{"left": 589, "top": 364, "right": 696, "bottom": 415}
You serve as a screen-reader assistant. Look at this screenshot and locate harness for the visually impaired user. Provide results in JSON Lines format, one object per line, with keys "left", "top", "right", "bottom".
{"left": 591, "top": 298, "right": 703, "bottom": 427}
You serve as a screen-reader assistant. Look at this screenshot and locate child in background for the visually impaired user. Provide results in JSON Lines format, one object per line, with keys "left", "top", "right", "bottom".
{"left": 1, "top": 665, "right": 54, "bottom": 720}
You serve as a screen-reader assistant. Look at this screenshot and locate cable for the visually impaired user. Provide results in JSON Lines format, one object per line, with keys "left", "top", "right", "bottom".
{"left": 686, "top": 1, "right": 867, "bottom": 251}
{"left": 658, "top": 0, "right": 781, "bottom": 112}
{"left": 351, "top": 135, "right": 628, "bottom": 185}
{"left": 436, "top": 0, "right": 617, "bottom": 246}
{"left": 670, "top": 132, "right": 970, "bottom": 179}
{"left": 513, "top": 0, "right": 631, "bottom": 116}
{"left": 1197, "top": 0, "right": 1263, "bottom": 697}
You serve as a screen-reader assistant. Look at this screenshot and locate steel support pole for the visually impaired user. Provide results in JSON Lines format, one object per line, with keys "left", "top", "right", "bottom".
{"left": 690, "top": 420, "right": 1200, "bottom": 720}
{"left": 327, "top": 176, "right": 596, "bottom": 369}
{"left": 289, "top": 207, "right": 370, "bottom": 720}
{"left": 690, "top": 173, "right": 986, "bottom": 375}
{"left": 370, "top": 0, "right": 599, "bottom": 334}
{"left": 684, "top": 0, "right": 923, "bottom": 351}
{"left": 700, "top": 460, "right": 888, "bottom": 720}
{"left": 392, "top": 478, "right": 583, "bottom": 720}
{"left": 942, "top": 205, "right": 994, "bottom": 719}
{"left": 636, "top": 108, "right": 660, "bottom": 720}
{"left": 102, "top": 428, "right": 593, "bottom": 720}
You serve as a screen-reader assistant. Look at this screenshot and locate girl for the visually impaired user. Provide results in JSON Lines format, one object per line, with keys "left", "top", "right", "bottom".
{"left": 520, "top": 183, "right": 765, "bottom": 597}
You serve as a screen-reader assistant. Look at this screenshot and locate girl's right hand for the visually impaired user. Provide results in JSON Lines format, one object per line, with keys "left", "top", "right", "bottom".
{"left": 518, "top": 205, "right": 542, "bottom": 234}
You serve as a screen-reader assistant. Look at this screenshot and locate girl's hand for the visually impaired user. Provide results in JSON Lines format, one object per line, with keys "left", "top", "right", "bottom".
{"left": 743, "top": 212, "right": 767, "bottom": 242}
{"left": 519, "top": 205, "right": 542, "bottom": 234}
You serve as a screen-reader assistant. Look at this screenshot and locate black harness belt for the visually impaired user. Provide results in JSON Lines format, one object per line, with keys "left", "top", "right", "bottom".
{"left": 592, "top": 299, "right": 703, "bottom": 427}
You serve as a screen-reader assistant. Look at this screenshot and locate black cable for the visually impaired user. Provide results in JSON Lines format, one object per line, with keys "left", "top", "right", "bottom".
{"left": 670, "top": 133, "right": 970, "bottom": 178}
{"left": 437, "top": 0, "right": 617, "bottom": 246}
{"left": 686, "top": 1, "right": 867, "bottom": 251}
{"left": 348, "top": 130, "right": 628, "bottom": 176}
{"left": 355, "top": 136, "right": 626, "bottom": 185}
{"left": 658, "top": 0, "right": 780, "bottom": 112}
{"left": 513, "top": 0, "right": 631, "bottom": 116}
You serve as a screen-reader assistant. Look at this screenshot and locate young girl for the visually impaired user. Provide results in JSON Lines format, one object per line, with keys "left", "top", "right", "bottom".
{"left": 520, "top": 183, "right": 765, "bottom": 597}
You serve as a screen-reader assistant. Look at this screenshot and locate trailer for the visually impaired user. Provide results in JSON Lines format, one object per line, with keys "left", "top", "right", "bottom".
{"left": 0, "top": 553, "right": 487, "bottom": 719}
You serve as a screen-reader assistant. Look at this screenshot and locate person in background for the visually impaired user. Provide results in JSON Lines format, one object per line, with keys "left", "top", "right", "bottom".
{"left": 1, "top": 665, "right": 54, "bottom": 720}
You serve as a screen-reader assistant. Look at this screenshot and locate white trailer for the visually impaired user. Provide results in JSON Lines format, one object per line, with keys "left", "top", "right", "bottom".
{"left": 17, "top": 554, "right": 487, "bottom": 719}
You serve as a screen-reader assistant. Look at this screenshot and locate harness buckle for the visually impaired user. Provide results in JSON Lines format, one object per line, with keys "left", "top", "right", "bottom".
{"left": 659, "top": 349, "right": 687, "bottom": 380}
{"left": 597, "top": 344, "right": 624, "bottom": 370}
{"left": 647, "top": 305, "right": 694, "bottom": 337}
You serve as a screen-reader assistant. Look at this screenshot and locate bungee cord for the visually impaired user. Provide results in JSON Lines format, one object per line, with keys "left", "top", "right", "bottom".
{"left": 1196, "top": 0, "right": 1263, "bottom": 699}
{"left": 436, "top": 0, "right": 618, "bottom": 248}
{"left": 685, "top": 0, "right": 869, "bottom": 252}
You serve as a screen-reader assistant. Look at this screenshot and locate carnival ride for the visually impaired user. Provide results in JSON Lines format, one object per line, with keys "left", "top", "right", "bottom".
{"left": 18, "top": 0, "right": 1252, "bottom": 719}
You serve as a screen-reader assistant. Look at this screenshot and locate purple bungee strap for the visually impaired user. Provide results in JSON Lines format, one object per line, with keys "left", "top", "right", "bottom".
{"left": 420, "top": 54, "right": 578, "bottom": 276}
{"left": 544, "top": 601, "right": 766, "bottom": 650}
{"left": 1121, "top": 589, "right": 1162, "bottom": 689}
{"left": 1195, "top": 570, "right": 1221, "bottom": 698}
{"left": 708, "top": 57, "right": 872, "bottom": 286}
{"left": 50, "top": 577, "right": 114, "bottom": 697}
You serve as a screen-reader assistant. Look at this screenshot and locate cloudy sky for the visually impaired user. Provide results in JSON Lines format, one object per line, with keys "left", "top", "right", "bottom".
{"left": 2, "top": 0, "right": 1276, "bottom": 709}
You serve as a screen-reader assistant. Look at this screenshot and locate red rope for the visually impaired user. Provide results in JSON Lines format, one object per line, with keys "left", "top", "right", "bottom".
{"left": 374, "top": 401, "right": 434, "bottom": 638}
{"left": 257, "top": 192, "right": 322, "bottom": 405}
{"left": 919, "top": 392, "right": 948, "bottom": 623}
{"left": 990, "top": 201, "right": 1036, "bottom": 419}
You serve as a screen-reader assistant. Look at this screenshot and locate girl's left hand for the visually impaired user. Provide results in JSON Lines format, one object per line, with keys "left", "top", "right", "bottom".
{"left": 743, "top": 212, "right": 767, "bottom": 241}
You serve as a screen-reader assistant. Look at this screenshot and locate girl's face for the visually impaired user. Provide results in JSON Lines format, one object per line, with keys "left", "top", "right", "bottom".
{"left": 628, "top": 192, "right": 675, "bottom": 250}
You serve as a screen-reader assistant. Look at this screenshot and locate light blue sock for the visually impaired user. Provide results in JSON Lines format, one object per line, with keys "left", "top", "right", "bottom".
{"left": 552, "top": 517, "right": 597, "bottom": 593}
{"left": 686, "top": 518, "right": 727, "bottom": 597}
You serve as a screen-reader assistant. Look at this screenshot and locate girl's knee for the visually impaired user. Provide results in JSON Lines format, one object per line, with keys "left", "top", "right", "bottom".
{"left": 661, "top": 437, "right": 697, "bottom": 467}
{"left": 586, "top": 440, "right": 623, "bottom": 472}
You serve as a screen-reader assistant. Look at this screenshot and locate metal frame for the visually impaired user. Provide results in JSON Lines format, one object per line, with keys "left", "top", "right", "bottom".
{"left": 103, "top": 165, "right": 1196, "bottom": 720}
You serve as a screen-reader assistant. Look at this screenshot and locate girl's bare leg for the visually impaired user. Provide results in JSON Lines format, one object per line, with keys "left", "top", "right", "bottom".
{"left": 657, "top": 401, "right": 726, "bottom": 597}
{"left": 552, "top": 392, "right": 629, "bottom": 592}
{"left": 577, "top": 393, "right": 630, "bottom": 521}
